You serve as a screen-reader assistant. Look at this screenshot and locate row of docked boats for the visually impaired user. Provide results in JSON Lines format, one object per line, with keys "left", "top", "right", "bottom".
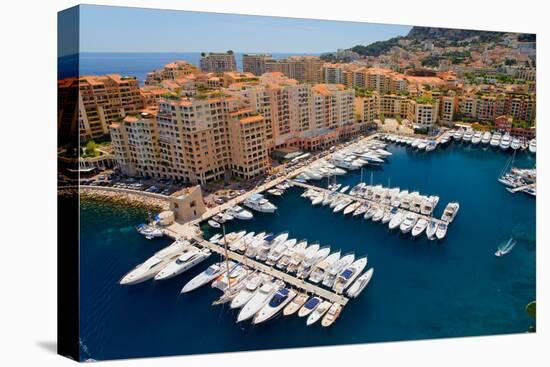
{"left": 266, "top": 180, "right": 292, "bottom": 197}
{"left": 498, "top": 166, "right": 536, "bottom": 197}
{"left": 380, "top": 134, "right": 439, "bottom": 152}
{"left": 451, "top": 128, "right": 535, "bottom": 153}
{"left": 208, "top": 205, "right": 254, "bottom": 228}
{"left": 301, "top": 184, "right": 459, "bottom": 240}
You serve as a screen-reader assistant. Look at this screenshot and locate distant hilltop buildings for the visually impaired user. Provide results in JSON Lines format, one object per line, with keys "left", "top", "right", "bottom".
{"left": 58, "top": 33, "right": 536, "bottom": 184}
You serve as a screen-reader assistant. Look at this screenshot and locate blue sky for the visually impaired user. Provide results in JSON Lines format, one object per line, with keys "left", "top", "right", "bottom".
{"left": 70, "top": 5, "right": 411, "bottom": 55}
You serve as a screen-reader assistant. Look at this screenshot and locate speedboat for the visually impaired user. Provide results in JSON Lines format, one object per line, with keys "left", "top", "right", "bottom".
{"left": 471, "top": 131, "right": 482, "bottom": 144}
{"left": 306, "top": 300, "right": 332, "bottom": 326}
{"left": 400, "top": 213, "right": 418, "bottom": 234}
{"left": 500, "top": 133, "right": 511, "bottom": 150}
{"left": 321, "top": 303, "right": 343, "bottom": 327}
{"left": 333, "top": 198, "right": 353, "bottom": 213}
{"left": 435, "top": 222, "right": 448, "bottom": 240}
{"left": 119, "top": 240, "right": 188, "bottom": 285}
{"left": 266, "top": 238, "right": 297, "bottom": 266}
{"left": 229, "top": 232, "right": 255, "bottom": 252}
{"left": 462, "top": 129, "right": 474, "bottom": 142}
{"left": 298, "top": 296, "right": 321, "bottom": 317}
{"left": 382, "top": 207, "right": 398, "bottom": 224}
{"left": 256, "top": 232, "right": 288, "bottom": 262}
{"left": 230, "top": 273, "right": 267, "bottom": 309}
{"left": 372, "top": 207, "right": 384, "bottom": 222}
{"left": 277, "top": 240, "right": 307, "bottom": 270}
{"left": 309, "top": 251, "right": 341, "bottom": 283}
{"left": 346, "top": 268, "right": 374, "bottom": 298}
{"left": 388, "top": 211, "right": 405, "bottom": 230}
{"left": 343, "top": 201, "right": 361, "bottom": 215}
{"left": 136, "top": 223, "right": 164, "bottom": 240}
{"left": 208, "top": 233, "right": 222, "bottom": 244}
{"left": 511, "top": 137, "right": 520, "bottom": 150}
{"left": 211, "top": 264, "right": 248, "bottom": 291}
{"left": 490, "top": 132, "right": 502, "bottom": 147}
{"left": 322, "top": 253, "right": 355, "bottom": 288}
{"left": 243, "top": 193, "right": 277, "bottom": 213}
{"left": 425, "top": 219, "right": 438, "bottom": 240}
{"left": 208, "top": 220, "right": 221, "bottom": 228}
{"left": 353, "top": 203, "right": 369, "bottom": 217}
{"left": 333, "top": 257, "right": 367, "bottom": 294}
{"left": 283, "top": 293, "right": 309, "bottom": 316}
{"left": 411, "top": 218, "right": 428, "bottom": 237}
{"left": 494, "top": 238, "right": 517, "bottom": 257}
{"left": 253, "top": 288, "right": 296, "bottom": 324}
{"left": 237, "top": 280, "right": 283, "bottom": 322}
{"left": 441, "top": 202, "right": 460, "bottom": 222}
{"left": 219, "top": 231, "right": 247, "bottom": 246}
{"left": 297, "top": 246, "right": 330, "bottom": 278}
{"left": 180, "top": 261, "right": 235, "bottom": 293}
{"left": 154, "top": 246, "right": 211, "bottom": 280}
{"left": 227, "top": 205, "right": 254, "bottom": 220}
{"left": 481, "top": 131, "right": 492, "bottom": 144}
{"left": 529, "top": 139, "right": 536, "bottom": 154}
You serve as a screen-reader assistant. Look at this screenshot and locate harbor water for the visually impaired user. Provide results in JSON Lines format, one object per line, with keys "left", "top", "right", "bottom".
{"left": 79, "top": 142, "right": 536, "bottom": 361}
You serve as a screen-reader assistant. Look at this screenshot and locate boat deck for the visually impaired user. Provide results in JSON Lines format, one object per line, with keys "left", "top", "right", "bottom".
{"left": 192, "top": 236, "right": 349, "bottom": 306}
{"left": 290, "top": 181, "right": 448, "bottom": 226}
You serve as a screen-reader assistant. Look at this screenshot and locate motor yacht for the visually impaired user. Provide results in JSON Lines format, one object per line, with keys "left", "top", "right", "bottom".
{"left": 154, "top": 246, "right": 211, "bottom": 280}
{"left": 297, "top": 246, "right": 330, "bottom": 278}
{"left": 529, "top": 139, "right": 536, "bottom": 154}
{"left": 309, "top": 251, "right": 341, "bottom": 283}
{"left": 266, "top": 238, "right": 297, "bottom": 266}
{"left": 441, "top": 202, "right": 460, "bottom": 222}
{"left": 311, "top": 193, "right": 325, "bottom": 206}
{"left": 435, "top": 222, "right": 448, "bottom": 240}
{"left": 230, "top": 273, "right": 268, "bottom": 309}
{"left": 425, "top": 219, "right": 438, "bottom": 240}
{"left": 372, "top": 207, "right": 385, "bottom": 222}
{"left": 353, "top": 203, "right": 369, "bottom": 217}
{"left": 136, "top": 223, "right": 164, "bottom": 240}
{"left": 306, "top": 301, "right": 332, "bottom": 326}
{"left": 333, "top": 257, "right": 367, "bottom": 294}
{"left": 425, "top": 141, "right": 437, "bottom": 152}
{"left": 481, "top": 131, "right": 492, "bottom": 144}
{"left": 298, "top": 296, "right": 321, "bottom": 317}
{"left": 333, "top": 198, "right": 353, "bottom": 213}
{"left": 364, "top": 205, "right": 378, "bottom": 220}
{"left": 227, "top": 205, "right": 254, "bottom": 220}
{"left": 462, "top": 129, "right": 474, "bottom": 142}
{"left": 346, "top": 268, "right": 374, "bottom": 298}
{"left": 208, "top": 220, "right": 221, "bottom": 228}
{"left": 283, "top": 293, "right": 309, "bottom": 316}
{"left": 490, "top": 132, "right": 502, "bottom": 147}
{"left": 119, "top": 240, "right": 188, "bottom": 285}
{"left": 229, "top": 232, "right": 255, "bottom": 252}
{"left": 256, "top": 232, "right": 288, "bottom": 262}
{"left": 243, "top": 193, "right": 277, "bottom": 213}
{"left": 253, "top": 288, "right": 296, "bottom": 324}
{"left": 180, "top": 261, "right": 235, "bottom": 293}
{"left": 511, "top": 137, "right": 521, "bottom": 150}
{"left": 471, "top": 131, "right": 482, "bottom": 144}
{"left": 236, "top": 280, "right": 283, "bottom": 322}
{"left": 277, "top": 240, "right": 307, "bottom": 271}
{"left": 211, "top": 264, "right": 249, "bottom": 292}
{"left": 382, "top": 207, "right": 398, "bottom": 224}
{"left": 322, "top": 253, "right": 355, "bottom": 288}
{"left": 411, "top": 218, "right": 428, "bottom": 237}
{"left": 343, "top": 201, "right": 361, "bottom": 215}
{"left": 321, "top": 303, "right": 343, "bottom": 327}
{"left": 400, "top": 213, "right": 418, "bottom": 234}
{"left": 208, "top": 233, "right": 222, "bottom": 244}
{"left": 500, "top": 133, "right": 511, "bottom": 150}
{"left": 388, "top": 211, "right": 405, "bottom": 230}
{"left": 339, "top": 185, "right": 350, "bottom": 194}
{"left": 453, "top": 129, "right": 464, "bottom": 141}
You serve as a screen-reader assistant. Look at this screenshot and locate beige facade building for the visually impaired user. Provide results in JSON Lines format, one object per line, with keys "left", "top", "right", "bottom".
{"left": 145, "top": 61, "right": 199, "bottom": 85}
{"left": 200, "top": 52, "right": 237, "bottom": 73}
{"left": 242, "top": 54, "right": 273, "bottom": 76}
{"left": 378, "top": 94, "right": 409, "bottom": 119}
{"left": 407, "top": 97, "right": 439, "bottom": 129}
{"left": 265, "top": 56, "right": 323, "bottom": 83}
{"left": 355, "top": 94, "right": 379, "bottom": 123}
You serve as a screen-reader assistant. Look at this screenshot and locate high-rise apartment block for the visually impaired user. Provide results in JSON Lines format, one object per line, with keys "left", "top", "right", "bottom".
{"left": 200, "top": 52, "right": 237, "bottom": 73}
{"left": 242, "top": 54, "right": 273, "bottom": 76}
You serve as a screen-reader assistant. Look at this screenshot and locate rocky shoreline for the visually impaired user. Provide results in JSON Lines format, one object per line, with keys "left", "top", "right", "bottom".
{"left": 59, "top": 187, "right": 170, "bottom": 211}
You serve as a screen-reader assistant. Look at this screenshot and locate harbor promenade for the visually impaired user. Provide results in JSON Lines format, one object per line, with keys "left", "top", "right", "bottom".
{"left": 193, "top": 236, "right": 349, "bottom": 305}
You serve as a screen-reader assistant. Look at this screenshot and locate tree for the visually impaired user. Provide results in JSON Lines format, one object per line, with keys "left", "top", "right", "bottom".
{"left": 227, "top": 50, "right": 234, "bottom": 55}
{"left": 85, "top": 140, "right": 97, "bottom": 154}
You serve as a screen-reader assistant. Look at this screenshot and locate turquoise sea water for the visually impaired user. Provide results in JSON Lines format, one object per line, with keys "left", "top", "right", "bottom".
{"left": 79, "top": 142, "right": 536, "bottom": 361}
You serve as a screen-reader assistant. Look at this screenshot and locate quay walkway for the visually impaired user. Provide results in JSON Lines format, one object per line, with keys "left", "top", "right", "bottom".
{"left": 193, "top": 236, "right": 349, "bottom": 306}
{"left": 508, "top": 183, "right": 536, "bottom": 193}
{"left": 290, "top": 181, "right": 447, "bottom": 225}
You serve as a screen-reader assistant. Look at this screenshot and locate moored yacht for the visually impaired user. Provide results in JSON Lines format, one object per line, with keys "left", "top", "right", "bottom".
{"left": 435, "top": 222, "right": 448, "bottom": 240}
{"left": 277, "top": 240, "right": 307, "bottom": 271}
{"left": 490, "top": 132, "right": 502, "bottom": 147}
{"left": 237, "top": 280, "right": 284, "bottom": 322}
{"left": 297, "top": 246, "right": 330, "bottom": 278}
{"left": 481, "top": 131, "right": 492, "bottom": 144}
{"left": 243, "top": 193, "right": 277, "bottom": 213}
{"left": 500, "top": 133, "right": 511, "bottom": 150}
{"left": 441, "top": 202, "right": 460, "bottom": 222}
{"left": 346, "top": 268, "right": 374, "bottom": 298}
{"left": 230, "top": 273, "right": 268, "bottom": 309}
{"left": 343, "top": 201, "right": 362, "bottom": 215}
{"left": 253, "top": 288, "right": 296, "bottom": 324}
{"left": 227, "top": 205, "right": 254, "bottom": 220}
{"left": 283, "top": 293, "right": 309, "bottom": 316}
{"left": 309, "top": 251, "right": 341, "bottom": 283}
{"left": 298, "top": 296, "right": 321, "bottom": 317}
{"left": 529, "top": 139, "right": 536, "bottom": 154}
{"left": 322, "top": 253, "right": 355, "bottom": 288}
{"left": 462, "top": 129, "right": 474, "bottom": 142}
{"left": 154, "top": 246, "right": 211, "bottom": 280}
{"left": 333, "top": 257, "right": 367, "bottom": 294}
{"left": 453, "top": 129, "right": 464, "bottom": 141}
{"left": 180, "top": 261, "right": 236, "bottom": 293}
{"left": 411, "top": 218, "right": 428, "bottom": 237}
{"left": 306, "top": 300, "right": 332, "bottom": 326}
{"left": 400, "top": 213, "right": 418, "bottom": 234}
{"left": 388, "top": 211, "right": 405, "bottom": 230}
{"left": 425, "top": 219, "right": 438, "bottom": 240}
{"left": 321, "top": 303, "right": 343, "bottom": 327}
{"left": 511, "top": 137, "right": 521, "bottom": 150}
{"left": 471, "top": 131, "right": 482, "bottom": 144}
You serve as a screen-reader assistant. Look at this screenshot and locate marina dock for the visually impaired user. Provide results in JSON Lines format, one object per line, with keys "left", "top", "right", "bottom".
{"left": 290, "top": 180, "right": 448, "bottom": 226}
{"left": 192, "top": 236, "right": 349, "bottom": 305}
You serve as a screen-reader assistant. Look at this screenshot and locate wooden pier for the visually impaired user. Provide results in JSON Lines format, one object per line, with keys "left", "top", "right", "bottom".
{"left": 290, "top": 180, "right": 447, "bottom": 225}
{"left": 193, "top": 236, "right": 349, "bottom": 306}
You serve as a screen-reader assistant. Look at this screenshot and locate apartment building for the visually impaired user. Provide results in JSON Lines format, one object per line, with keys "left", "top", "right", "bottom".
{"left": 200, "top": 52, "right": 237, "bottom": 73}
{"left": 76, "top": 74, "right": 143, "bottom": 141}
{"left": 228, "top": 109, "right": 270, "bottom": 179}
{"left": 265, "top": 56, "right": 323, "bottom": 83}
{"left": 145, "top": 61, "right": 199, "bottom": 85}
{"left": 355, "top": 94, "right": 379, "bottom": 123}
{"left": 407, "top": 97, "right": 439, "bottom": 129}
{"left": 221, "top": 72, "right": 259, "bottom": 87}
{"left": 439, "top": 95, "right": 457, "bottom": 125}
{"left": 458, "top": 93, "right": 535, "bottom": 123}
{"left": 350, "top": 67, "right": 408, "bottom": 94}
{"left": 311, "top": 84, "right": 355, "bottom": 131}
{"left": 242, "top": 54, "right": 273, "bottom": 76}
{"left": 378, "top": 94, "right": 409, "bottom": 119}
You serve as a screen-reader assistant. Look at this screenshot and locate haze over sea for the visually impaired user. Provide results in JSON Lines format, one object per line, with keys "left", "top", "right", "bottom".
{"left": 77, "top": 142, "right": 536, "bottom": 361}
{"left": 58, "top": 52, "right": 321, "bottom": 82}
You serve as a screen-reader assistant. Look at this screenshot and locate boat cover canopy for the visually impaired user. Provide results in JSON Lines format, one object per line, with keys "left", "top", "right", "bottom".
{"left": 304, "top": 297, "right": 320, "bottom": 308}
{"left": 341, "top": 269, "right": 353, "bottom": 279}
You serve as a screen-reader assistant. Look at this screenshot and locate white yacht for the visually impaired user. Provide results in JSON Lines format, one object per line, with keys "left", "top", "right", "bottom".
{"left": 425, "top": 219, "right": 438, "bottom": 240}
{"left": 417, "top": 141, "right": 427, "bottom": 150}
{"left": 136, "top": 223, "right": 164, "bottom": 240}
{"left": 400, "top": 213, "right": 418, "bottom": 234}
{"left": 245, "top": 233, "right": 271, "bottom": 258}
{"left": 309, "top": 251, "right": 341, "bottom": 283}
{"left": 243, "top": 193, "right": 277, "bottom": 213}
{"left": 322, "top": 191, "right": 339, "bottom": 206}
{"left": 382, "top": 207, "right": 398, "bottom": 224}
{"left": 256, "top": 232, "right": 288, "bottom": 262}
{"left": 321, "top": 303, "right": 343, "bottom": 327}
{"left": 218, "top": 230, "right": 247, "bottom": 246}
{"left": 453, "top": 129, "right": 464, "bottom": 141}
{"left": 490, "top": 132, "right": 502, "bottom": 147}
{"left": 411, "top": 218, "right": 428, "bottom": 237}
{"left": 253, "top": 288, "right": 296, "bottom": 324}
{"left": 441, "top": 202, "right": 460, "bottom": 222}
{"left": 346, "top": 268, "right": 374, "bottom": 298}
{"left": 298, "top": 296, "right": 322, "bottom": 317}
{"left": 343, "top": 201, "right": 361, "bottom": 215}
{"left": 333, "top": 257, "right": 367, "bottom": 294}
{"left": 208, "top": 233, "right": 222, "bottom": 244}
{"left": 266, "top": 238, "right": 297, "bottom": 266}
{"left": 283, "top": 293, "right": 309, "bottom": 316}
{"left": 208, "top": 220, "right": 221, "bottom": 228}
{"left": 471, "top": 131, "right": 482, "bottom": 145}
{"left": 311, "top": 193, "right": 325, "bottom": 206}
{"left": 353, "top": 203, "right": 369, "bottom": 217}
{"left": 211, "top": 264, "right": 248, "bottom": 292}
{"left": 297, "top": 246, "right": 330, "bottom": 278}
{"left": 227, "top": 205, "right": 254, "bottom": 220}
{"left": 500, "top": 133, "right": 511, "bottom": 150}
{"left": 529, "top": 139, "right": 536, "bottom": 154}
{"left": 435, "top": 222, "right": 448, "bottom": 240}
{"left": 462, "top": 129, "right": 474, "bottom": 142}
{"left": 511, "top": 137, "right": 521, "bottom": 150}
{"left": 230, "top": 273, "right": 267, "bottom": 309}
{"left": 229, "top": 232, "right": 255, "bottom": 252}
{"left": 333, "top": 198, "right": 353, "bottom": 213}
{"left": 322, "top": 253, "right": 355, "bottom": 287}
{"left": 425, "top": 141, "right": 437, "bottom": 152}
{"left": 481, "top": 131, "right": 492, "bottom": 144}
{"left": 364, "top": 205, "right": 377, "bottom": 220}
{"left": 277, "top": 240, "right": 307, "bottom": 270}
{"left": 154, "top": 246, "right": 211, "bottom": 280}
{"left": 119, "top": 240, "right": 188, "bottom": 285}
{"left": 180, "top": 261, "right": 235, "bottom": 293}
{"left": 388, "top": 211, "right": 405, "bottom": 230}
{"left": 372, "top": 207, "right": 385, "bottom": 222}
{"left": 306, "top": 301, "right": 332, "bottom": 326}
{"left": 339, "top": 185, "right": 350, "bottom": 194}
{"left": 237, "top": 280, "right": 283, "bottom": 322}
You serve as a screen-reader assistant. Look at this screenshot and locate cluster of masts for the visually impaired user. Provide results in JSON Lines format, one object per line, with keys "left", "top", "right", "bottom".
{"left": 300, "top": 182, "right": 460, "bottom": 240}
{"left": 119, "top": 231, "right": 374, "bottom": 327}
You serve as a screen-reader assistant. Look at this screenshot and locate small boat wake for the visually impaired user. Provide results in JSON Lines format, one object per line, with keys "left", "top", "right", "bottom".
{"left": 495, "top": 238, "right": 517, "bottom": 257}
